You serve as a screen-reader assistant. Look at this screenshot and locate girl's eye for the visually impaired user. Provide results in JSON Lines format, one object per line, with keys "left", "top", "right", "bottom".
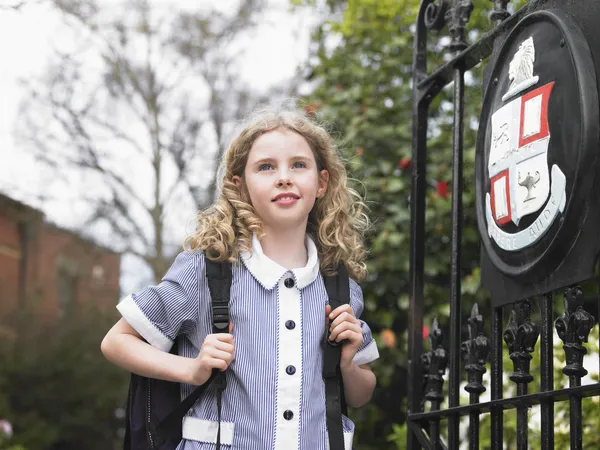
{"left": 258, "top": 163, "right": 274, "bottom": 171}
{"left": 292, "top": 161, "right": 306, "bottom": 169}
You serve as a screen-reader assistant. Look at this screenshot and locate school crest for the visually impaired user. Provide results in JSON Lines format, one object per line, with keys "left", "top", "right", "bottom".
{"left": 475, "top": 8, "right": 600, "bottom": 304}
{"left": 484, "top": 37, "right": 566, "bottom": 252}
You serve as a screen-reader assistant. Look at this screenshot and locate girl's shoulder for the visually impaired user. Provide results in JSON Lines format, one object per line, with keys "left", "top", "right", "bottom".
{"left": 173, "top": 248, "right": 206, "bottom": 265}
{"left": 169, "top": 249, "right": 243, "bottom": 281}
{"left": 163, "top": 249, "right": 207, "bottom": 283}
{"left": 177, "top": 248, "right": 205, "bottom": 262}
{"left": 347, "top": 277, "right": 366, "bottom": 317}
{"left": 348, "top": 277, "right": 363, "bottom": 297}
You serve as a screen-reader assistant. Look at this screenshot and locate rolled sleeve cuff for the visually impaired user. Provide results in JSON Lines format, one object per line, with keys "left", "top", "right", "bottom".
{"left": 352, "top": 340, "right": 379, "bottom": 366}
{"left": 117, "top": 294, "right": 173, "bottom": 352}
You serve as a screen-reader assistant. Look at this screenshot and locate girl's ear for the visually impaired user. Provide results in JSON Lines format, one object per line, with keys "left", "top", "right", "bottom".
{"left": 317, "top": 170, "right": 329, "bottom": 198}
{"left": 232, "top": 174, "right": 252, "bottom": 204}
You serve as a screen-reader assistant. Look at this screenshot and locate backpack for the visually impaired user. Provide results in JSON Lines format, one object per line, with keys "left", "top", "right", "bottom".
{"left": 123, "top": 259, "right": 350, "bottom": 450}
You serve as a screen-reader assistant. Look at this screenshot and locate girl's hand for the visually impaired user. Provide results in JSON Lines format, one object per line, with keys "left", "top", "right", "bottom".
{"left": 326, "top": 304, "right": 363, "bottom": 370}
{"left": 187, "top": 323, "right": 235, "bottom": 386}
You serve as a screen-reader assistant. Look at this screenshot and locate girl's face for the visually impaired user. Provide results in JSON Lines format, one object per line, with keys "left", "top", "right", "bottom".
{"left": 233, "top": 127, "right": 329, "bottom": 233}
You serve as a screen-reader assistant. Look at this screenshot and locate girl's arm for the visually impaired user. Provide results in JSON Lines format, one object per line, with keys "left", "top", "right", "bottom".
{"left": 101, "top": 318, "right": 234, "bottom": 386}
{"left": 101, "top": 318, "right": 192, "bottom": 382}
{"left": 340, "top": 362, "right": 376, "bottom": 408}
{"left": 327, "top": 304, "right": 377, "bottom": 408}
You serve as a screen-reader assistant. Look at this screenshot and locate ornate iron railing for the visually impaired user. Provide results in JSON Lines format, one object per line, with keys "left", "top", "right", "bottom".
{"left": 408, "top": 0, "right": 600, "bottom": 448}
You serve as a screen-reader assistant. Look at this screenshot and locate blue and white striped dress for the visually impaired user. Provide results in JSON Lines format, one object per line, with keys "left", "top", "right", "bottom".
{"left": 117, "top": 234, "right": 379, "bottom": 450}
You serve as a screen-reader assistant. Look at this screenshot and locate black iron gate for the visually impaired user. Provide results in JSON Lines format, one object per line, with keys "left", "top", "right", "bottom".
{"left": 408, "top": 0, "right": 600, "bottom": 448}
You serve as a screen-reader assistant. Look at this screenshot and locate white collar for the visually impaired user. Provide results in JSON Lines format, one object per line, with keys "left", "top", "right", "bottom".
{"left": 240, "top": 233, "right": 320, "bottom": 290}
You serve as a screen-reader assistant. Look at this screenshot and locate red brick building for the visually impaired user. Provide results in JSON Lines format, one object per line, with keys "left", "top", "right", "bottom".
{"left": 0, "top": 194, "right": 121, "bottom": 318}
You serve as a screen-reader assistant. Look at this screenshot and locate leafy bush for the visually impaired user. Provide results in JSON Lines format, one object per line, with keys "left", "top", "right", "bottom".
{"left": 296, "top": 0, "right": 598, "bottom": 448}
{"left": 0, "top": 304, "right": 128, "bottom": 450}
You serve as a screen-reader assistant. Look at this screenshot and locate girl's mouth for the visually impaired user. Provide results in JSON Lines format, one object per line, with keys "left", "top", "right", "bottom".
{"left": 272, "top": 193, "right": 300, "bottom": 206}
{"left": 273, "top": 196, "right": 299, "bottom": 206}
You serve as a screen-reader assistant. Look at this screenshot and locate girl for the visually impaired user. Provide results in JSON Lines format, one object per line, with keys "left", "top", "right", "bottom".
{"left": 101, "top": 107, "right": 379, "bottom": 449}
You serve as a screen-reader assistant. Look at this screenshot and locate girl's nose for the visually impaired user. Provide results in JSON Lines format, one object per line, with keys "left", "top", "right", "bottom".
{"left": 276, "top": 177, "right": 292, "bottom": 187}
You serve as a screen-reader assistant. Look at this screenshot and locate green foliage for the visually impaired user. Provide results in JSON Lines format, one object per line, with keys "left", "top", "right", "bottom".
{"left": 0, "top": 440, "right": 26, "bottom": 450}
{"left": 0, "top": 425, "right": 27, "bottom": 450}
{"left": 298, "top": 0, "right": 598, "bottom": 448}
{"left": 0, "top": 305, "right": 128, "bottom": 450}
{"left": 299, "top": 0, "right": 496, "bottom": 447}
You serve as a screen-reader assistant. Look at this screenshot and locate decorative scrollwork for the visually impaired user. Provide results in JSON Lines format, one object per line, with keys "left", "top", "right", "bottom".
{"left": 422, "top": 317, "right": 448, "bottom": 406}
{"left": 425, "top": 0, "right": 450, "bottom": 31}
{"left": 503, "top": 300, "right": 539, "bottom": 384}
{"left": 490, "top": 0, "right": 510, "bottom": 24}
{"left": 555, "top": 286, "right": 596, "bottom": 378}
{"left": 424, "top": 0, "right": 474, "bottom": 52}
{"left": 461, "top": 304, "right": 489, "bottom": 395}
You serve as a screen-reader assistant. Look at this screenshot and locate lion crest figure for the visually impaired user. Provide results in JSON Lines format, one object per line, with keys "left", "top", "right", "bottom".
{"left": 502, "top": 37, "right": 540, "bottom": 101}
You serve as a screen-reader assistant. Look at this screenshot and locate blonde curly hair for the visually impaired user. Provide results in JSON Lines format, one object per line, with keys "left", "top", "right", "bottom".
{"left": 184, "top": 106, "right": 370, "bottom": 281}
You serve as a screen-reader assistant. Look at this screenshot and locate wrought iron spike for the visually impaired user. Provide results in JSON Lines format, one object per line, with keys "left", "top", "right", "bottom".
{"left": 446, "top": 0, "right": 474, "bottom": 52}
{"left": 422, "top": 317, "right": 448, "bottom": 407}
{"left": 490, "top": 0, "right": 510, "bottom": 24}
{"left": 420, "top": 352, "right": 430, "bottom": 411}
{"left": 462, "top": 304, "right": 489, "bottom": 395}
{"left": 430, "top": 316, "right": 443, "bottom": 347}
{"left": 555, "top": 286, "right": 596, "bottom": 378}
{"left": 503, "top": 300, "right": 539, "bottom": 384}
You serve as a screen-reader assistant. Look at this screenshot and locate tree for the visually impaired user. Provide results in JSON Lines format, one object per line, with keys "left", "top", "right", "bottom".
{"left": 16, "top": 0, "right": 266, "bottom": 283}
{"left": 0, "top": 1, "right": 45, "bottom": 11}
{"left": 295, "top": 0, "right": 519, "bottom": 447}
{"left": 300, "top": 0, "right": 600, "bottom": 448}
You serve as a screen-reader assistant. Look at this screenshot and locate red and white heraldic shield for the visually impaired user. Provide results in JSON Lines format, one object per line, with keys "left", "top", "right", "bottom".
{"left": 488, "top": 82, "right": 554, "bottom": 227}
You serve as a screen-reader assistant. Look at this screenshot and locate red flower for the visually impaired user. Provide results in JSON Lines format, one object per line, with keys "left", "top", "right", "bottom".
{"left": 304, "top": 103, "right": 321, "bottom": 116}
{"left": 422, "top": 325, "right": 429, "bottom": 340}
{"left": 399, "top": 156, "right": 412, "bottom": 170}
{"left": 436, "top": 181, "right": 449, "bottom": 198}
{"left": 381, "top": 329, "right": 396, "bottom": 348}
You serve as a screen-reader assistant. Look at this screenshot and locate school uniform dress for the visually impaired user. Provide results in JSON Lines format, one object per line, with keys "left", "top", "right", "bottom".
{"left": 117, "top": 234, "right": 380, "bottom": 450}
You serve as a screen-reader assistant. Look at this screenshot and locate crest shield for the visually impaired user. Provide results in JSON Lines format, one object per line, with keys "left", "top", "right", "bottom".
{"left": 482, "top": 36, "right": 567, "bottom": 252}
{"left": 474, "top": 8, "right": 600, "bottom": 302}
{"left": 488, "top": 82, "right": 554, "bottom": 226}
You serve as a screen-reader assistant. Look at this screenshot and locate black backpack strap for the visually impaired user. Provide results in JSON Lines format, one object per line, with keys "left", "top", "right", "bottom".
{"left": 323, "top": 264, "right": 350, "bottom": 450}
{"left": 205, "top": 259, "right": 232, "bottom": 450}
{"left": 155, "top": 259, "right": 232, "bottom": 448}
{"left": 206, "top": 259, "right": 232, "bottom": 333}
{"left": 123, "top": 376, "right": 132, "bottom": 450}
{"left": 154, "top": 371, "right": 220, "bottom": 443}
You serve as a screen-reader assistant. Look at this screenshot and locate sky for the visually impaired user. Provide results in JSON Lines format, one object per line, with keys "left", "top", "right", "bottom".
{"left": 0, "top": 0, "right": 317, "bottom": 202}
{"left": 0, "top": 0, "right": 321, "bottom": 292}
